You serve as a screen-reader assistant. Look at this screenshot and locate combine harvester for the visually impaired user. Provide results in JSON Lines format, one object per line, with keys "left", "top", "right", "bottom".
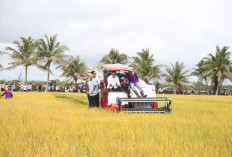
{"left": 100, "top": 64, "right": 172, "bottom": 113}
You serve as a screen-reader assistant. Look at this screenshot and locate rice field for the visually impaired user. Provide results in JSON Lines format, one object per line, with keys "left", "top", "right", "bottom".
{"left": 0, "top": 92, "right": 232, "bottom": 156}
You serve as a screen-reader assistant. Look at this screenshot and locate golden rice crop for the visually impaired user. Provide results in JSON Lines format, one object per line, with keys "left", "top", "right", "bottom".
{"left": 0, "top": 92, "right": 232, "bottom": 156}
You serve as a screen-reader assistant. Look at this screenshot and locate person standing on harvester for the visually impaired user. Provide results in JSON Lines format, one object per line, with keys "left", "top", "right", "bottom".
{"left": 124, "top": 68, "right": 147, "bottom": 98}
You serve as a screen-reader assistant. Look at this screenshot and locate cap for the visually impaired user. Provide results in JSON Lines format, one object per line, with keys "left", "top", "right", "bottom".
{"left": 129, "top": 67, "right": 133, "bottom": 71}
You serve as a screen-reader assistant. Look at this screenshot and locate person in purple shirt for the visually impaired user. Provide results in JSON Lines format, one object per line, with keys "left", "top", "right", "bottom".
{"left": 124, "top": 68, "right": 147, "bottom": 98}
{"left": 1, "top": 89, "right": 13, "bottom": 99}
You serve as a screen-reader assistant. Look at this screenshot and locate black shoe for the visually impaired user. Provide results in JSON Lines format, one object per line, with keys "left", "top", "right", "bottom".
{"left": 142, "top": 95, "right": 147, "bottom": 98}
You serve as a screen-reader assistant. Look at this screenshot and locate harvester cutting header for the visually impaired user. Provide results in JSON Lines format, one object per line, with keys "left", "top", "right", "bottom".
{"left": 100, "top": 64, "right": 172, "bottom": 113}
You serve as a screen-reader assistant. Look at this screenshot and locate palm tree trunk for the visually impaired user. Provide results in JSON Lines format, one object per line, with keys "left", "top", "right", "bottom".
{"left": 174, "top": 83, "right": 177, "bottom": 94}
{"left": 145, "top": 77, "right": 149, "bottom": 84}
{"left": 213, "top": 79, "right": 218, "bottom": 94}
{"left": 205, "top": 79, "right": 208, "bottom": 92}
{"left": 25, "top": 66, "right": 28, "bottom": 84}
{"left": 216, "top": 79, "right": 221, "bottom": 95}
{"left": 46, "top": 63, "right": 50, "bottom": 92}
{"left": 75, "top": 78, "right": 77, "bottom": 86}
{"left": 178, "top": 83, "right": 182, "bottom": 92}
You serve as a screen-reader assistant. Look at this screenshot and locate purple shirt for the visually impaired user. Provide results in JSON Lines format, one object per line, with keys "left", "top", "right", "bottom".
{"left": 3, "top": 90, "right": 13, "bottom": 99}
{"left": 125, "top": 72, "right": 139, "bottom": 83}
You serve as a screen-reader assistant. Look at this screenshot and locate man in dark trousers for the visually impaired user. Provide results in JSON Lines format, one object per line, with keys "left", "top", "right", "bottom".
{"left": 87, "top": 74, "right": 98, "bottom": 107}
{"left": 91, "top": 71, "right": 100, "bottom": 107}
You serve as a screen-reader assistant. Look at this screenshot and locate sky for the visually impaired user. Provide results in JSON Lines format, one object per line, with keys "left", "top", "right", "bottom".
{"left": 0, "top": 0, "right": 232, "bottom": 82}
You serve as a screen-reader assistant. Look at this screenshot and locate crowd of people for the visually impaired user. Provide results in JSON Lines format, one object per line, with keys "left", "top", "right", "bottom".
{"left": 0, "top": 81, "right": 87, "bottom": 93}
{"left": 1, "top": 82, "right": 45, "bottom": 92}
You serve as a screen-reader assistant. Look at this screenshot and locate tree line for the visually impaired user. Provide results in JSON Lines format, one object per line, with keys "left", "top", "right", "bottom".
{"left": 0, "top": 35, "right": 232, "bottom": 95}
{"left": 97, "top": 47, "right": 232, "bottom": 95}
{"left": 0, "top": 35, "right": 87, "bottom": 92}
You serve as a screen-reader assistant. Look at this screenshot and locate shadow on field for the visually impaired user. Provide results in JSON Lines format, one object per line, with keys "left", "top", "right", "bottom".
{"left": 53, "top": 94, "right": 88, "bottom": 106}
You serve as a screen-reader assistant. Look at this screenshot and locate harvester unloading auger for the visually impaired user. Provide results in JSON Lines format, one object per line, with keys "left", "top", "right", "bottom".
{"left": 99, "top": 64, "right": 172, "bottom": 113}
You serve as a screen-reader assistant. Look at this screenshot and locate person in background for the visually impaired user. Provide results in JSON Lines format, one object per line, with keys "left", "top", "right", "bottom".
{"left": 8, "top": 84, "right": 12, "bottom": 91}
{"left": 56, "top": 85, "right": 59, "bottom": 91}
{"left": 91, "top": 71, "right": 100, "bottom": 107}
{"left": 48, "top": 85, "right": 51, "bottom": 91}
{"left": 28, "top": 83, "right": 32, "bottom": 92}
{"left": 87, "top": 74, "right": 98, "bottom": 108}
{"left": 1, "top": 88, "right": 13, "bottom": 99}
{"left": 86, "top": 72, "right": 92, "bottom": 102}
{"left": 32, "top": 84, "right": 36, "bottom": 92}
{"left": 20, "top": 83, "right": 24, "bottom": 91}
{"left": 69, "top": 86, "right": 73, "bottom": 92}
{"left": 16, "top": 82, "right": 20, "bottom": 91}
{"left": 0, "top": 85, "right": 4, "bottom": 96}
{"left": 12, "top": 84, "right": 16, "bottom": 91}
{"left": 38, "top": 85, "right": 42, "bottom": 92}
{"left": 24, "top": 84, "right": 27, "bottom": 91}
{"left": 5, "top": 84, "right": 8, "bottom": 90}
{"left": 43, "top": 85, "right": 46, "bottom": 92}
{"left": 107, "top": 71, "right": 121, "bottom": 90}
{"left": 124, "top": 68, "right": 147, "bottom": 98}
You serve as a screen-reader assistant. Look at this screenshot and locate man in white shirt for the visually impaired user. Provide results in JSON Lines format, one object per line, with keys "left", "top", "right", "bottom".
{"left": 28, "top": 84, "right": 32, "bottom": 92}
{"left": 91, "top": 71, "right": 101, "bottom": 107}
{"left": 107, "top": 71, "right": 121, "bottom": 90}
{"left": 91, "top": 71, "right": 101, "bottom": 87}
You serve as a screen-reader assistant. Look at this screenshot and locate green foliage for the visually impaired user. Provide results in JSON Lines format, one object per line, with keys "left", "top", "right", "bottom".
{"left": 36, "top": 34, "right": 69, "bottom": 91}
{"left": 131, "top": 48, "right": 162, "bottom": 84}
{"left": 60, "top": 55, "right": 87, "bottom": 84}
{"left": 0, "top": 64, "right": 3, "bottom": 71}
{"left": 4, "top": 36, "right": 39, "bottom": 83}
{"left": 0, "top": 52, "right": 4, "bottom": 70}
{"left": 194, "top": 46, "right": 232, "bottom": 95}
{"left": 99, "top": 48, "right": 129, "bottom": 65}
{"left": 164, "top": 61, "right": 191, "bottom": 94}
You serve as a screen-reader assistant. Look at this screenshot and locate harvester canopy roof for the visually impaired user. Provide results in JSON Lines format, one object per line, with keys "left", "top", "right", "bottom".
{"left": 103, "top": 64, "right": 130, "bottom": 71}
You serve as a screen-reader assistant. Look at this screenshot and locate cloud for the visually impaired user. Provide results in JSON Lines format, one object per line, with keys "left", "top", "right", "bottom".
{"left": 0, "top": 0, "right": 232, "bottom": 81}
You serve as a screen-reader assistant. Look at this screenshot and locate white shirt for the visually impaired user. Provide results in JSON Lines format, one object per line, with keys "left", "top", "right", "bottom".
{"left": 28, "top": 84, "right": 32, "bottom": 90}
{"left": 94, "top": 75, "right": 101, "bottom": 92}
{"left": 94, "top": 75, "right": 101, "bottom": 84}
{"left": 107, "top": 75, "right": 120, "bottom": 89}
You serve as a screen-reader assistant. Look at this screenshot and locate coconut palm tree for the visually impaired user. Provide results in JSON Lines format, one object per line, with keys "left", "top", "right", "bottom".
{"left": 192, "top": 59, "right": 209, "bottom": 91}
{"left": 131, "top": 48, "right": 162, "bottom": 84}
{"left": 60, "top": 55, "right": 87, "bottom": 85}
{"left": 3, "top": 36, "right": 38, "bottom": 84}
{"left": 196, "top": 46, "right": 232, "bottom": 95}
{"left": 0, "top": 52, "right": 4, "bottom": 71}
{"left": 164, "top": 61, "right": 191, "bottom": 94}
{"left": 0, "top": 65, "right": 3, "bottom": 71}
{"left": 99, "top": 48, "right": 129, "bottom": 64}
{"left": 36, "top": 34, "right": 69, "bottom": 91}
